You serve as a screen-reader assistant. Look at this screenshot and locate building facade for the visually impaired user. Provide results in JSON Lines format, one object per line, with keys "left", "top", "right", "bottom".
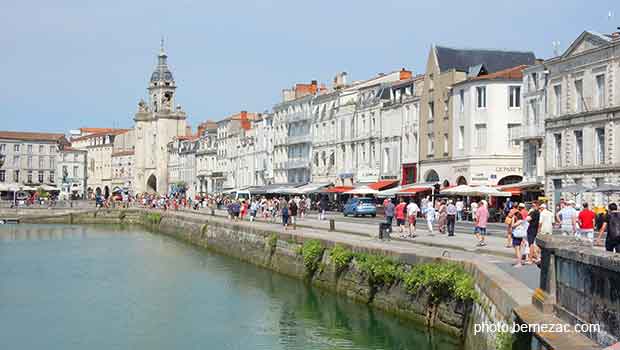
{"left": 520, "top": 63, "right": 547, "bottom": 183}
{"left": 0, "top": 131, "right": 68, "bottom": 197}
{"left": 543, "top": 30, "right": 620, "bottom": 208}
{"left": 57, "top": 146, "right": 87, "bottom": 199}
{"left": 419, "top": 46, "right": 536, "bottom": 186}
{"left": 450, "top": 65, "right": 526, "bottom": 186}
{"left": 196, "top": 121, "right": 218, "bottom": 194}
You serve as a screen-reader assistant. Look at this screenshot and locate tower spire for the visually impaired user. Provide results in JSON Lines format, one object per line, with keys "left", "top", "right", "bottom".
{"left": 160, "top": 36, "right": 165, "bottom": 55}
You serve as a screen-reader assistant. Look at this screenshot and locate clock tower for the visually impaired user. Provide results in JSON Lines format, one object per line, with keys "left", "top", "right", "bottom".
{"left": 133, "top": 40, "right": 187, "bottom": 194}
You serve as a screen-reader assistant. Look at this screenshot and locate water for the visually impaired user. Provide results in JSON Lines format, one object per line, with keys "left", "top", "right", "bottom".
{"left": 0, "top": 224, "right": 461, "bottom": 350}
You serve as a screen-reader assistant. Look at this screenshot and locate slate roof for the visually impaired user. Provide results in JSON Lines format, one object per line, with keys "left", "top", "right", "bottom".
{"left": 435, "top": 46, "right": 536, "bottom": 73}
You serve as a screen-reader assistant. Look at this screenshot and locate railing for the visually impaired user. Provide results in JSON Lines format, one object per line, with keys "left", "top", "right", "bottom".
{"left": 286, "top": 134, "right": 312, "bottom": 145}
{"left": 519, "top": 122, "right": 545, "bottom": 139}
{"left": 285, "top": 159, "right": 310, "bottom": 169}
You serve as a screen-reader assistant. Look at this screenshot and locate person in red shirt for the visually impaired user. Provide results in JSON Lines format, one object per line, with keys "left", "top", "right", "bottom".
{"left": 395, "top": 198, "right": 407, "bottom": 235}
{"left": 577, "top": 202, "right": 596, "bottom": 242}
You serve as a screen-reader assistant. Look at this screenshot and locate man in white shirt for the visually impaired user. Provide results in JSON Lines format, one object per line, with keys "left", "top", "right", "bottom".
{"left": 455, "top": 199, "right": 464, "bottom": 221}
{"left": 406, "top": 201, "right": 420, "bottom": 237}
{"left": 539, "top": 204, "right": 554, "bottom": 235}
{"left": 557, "top": 200, "right": 577, "bottom": 236}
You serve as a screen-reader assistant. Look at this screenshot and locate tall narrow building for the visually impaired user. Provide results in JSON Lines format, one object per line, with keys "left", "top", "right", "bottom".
{"left": 134, "top": 42, "right": 188, "bottom": 193}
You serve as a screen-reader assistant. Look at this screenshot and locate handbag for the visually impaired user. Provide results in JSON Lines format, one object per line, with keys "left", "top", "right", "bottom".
{"left": 512, "top": 223, "right": 526, "bottom": 238}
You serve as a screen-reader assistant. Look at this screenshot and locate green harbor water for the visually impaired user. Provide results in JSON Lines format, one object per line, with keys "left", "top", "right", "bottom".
{"left": 0, "top": 224, "right": 461, "bottom": 350}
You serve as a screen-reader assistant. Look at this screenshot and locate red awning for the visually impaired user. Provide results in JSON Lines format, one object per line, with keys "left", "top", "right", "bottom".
{"left": 502, "top": 187, "right": 522, "bottom": 195}
{"left": 368, "top": 180, "right": 399, "bottom": 190}
{"left": 398, "top": 187, "right": 432, "bottom": 195}
{"left": 326, "top": 186, "right": 354, "bottom": 193}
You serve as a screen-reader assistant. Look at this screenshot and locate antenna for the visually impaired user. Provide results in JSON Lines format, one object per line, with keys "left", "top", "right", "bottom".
{"left": 608, "top": 11, "right": 614, "bottom": 21}
{"left": 552, "top": 41, "right": 561, "bottom": 56}
{"left": 160, "top": 35, "right": 165, "bottom": 53}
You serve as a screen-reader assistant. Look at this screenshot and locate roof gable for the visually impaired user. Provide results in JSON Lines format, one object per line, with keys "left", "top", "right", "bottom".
{"left": 434, "top": 46, "right": 536, "bottom": 73}
{"left": 561, "top": 31, "right": 612, "bottom": 58}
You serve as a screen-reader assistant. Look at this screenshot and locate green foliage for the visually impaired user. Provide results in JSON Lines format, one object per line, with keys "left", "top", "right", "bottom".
{"left": 403, "top": 262, "right": 478, "bottom": 303}
{"left": 329, "top": 245, "right": 354, "bottom": 273}
{"left": 495, "top": 329, "right": 513, "bottom": 350}
{"left": 267, "top": 233, "right": 278, "bottom": 254}
{"left": 294, "top": 245, "right": 303, "bottom": 256}
{"left": 144, "top": 212, "right": 162, "bottom": 225}
{"left": 301, "top": 240, "right": 324, "bottom": 274}
{"left": 355, "top": 253, "right": 402, "bottom": 286}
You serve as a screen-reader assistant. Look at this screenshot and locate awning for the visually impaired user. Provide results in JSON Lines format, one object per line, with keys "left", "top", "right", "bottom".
{"left": 396, "top": 187, "right": 432, "bottom": 196}
{"left": 325, "top": 186, "right": 354, "bottom": 193}
{"left": 378, "top": 183, "right": 434, "bottom": 197}
{"left": 496, "top": 181, "right": 543, "bottom": 191}
{"left": 501, "top": 187, "right": 522, "bottom": 195}
{"left": 345, "top": 186, "right": 380, "bottom": 195}
{"left": 292, "top": 182, "right": 332, "bottom": 194}
{"left": 367, "top": 180, "right": 399, "bottom": 191}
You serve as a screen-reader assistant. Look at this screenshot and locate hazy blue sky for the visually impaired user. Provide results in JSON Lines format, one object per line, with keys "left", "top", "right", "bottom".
{"left": 1, "top": 0, "right": 618, "bottom": 132}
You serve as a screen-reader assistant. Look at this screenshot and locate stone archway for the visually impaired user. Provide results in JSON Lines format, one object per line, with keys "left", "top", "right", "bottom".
{"left": 442, "top": 179, "right": 450, "bottom": 188}
{"left": 147, "top": 174, "right": 157, "bottom": 193}
{"left": 104, "top": 186, "right": 110, "bottom": 199}
{"left": 456, "top": 176, "right": 468, "bottom": 185}
{"left": 498, "top": 175, "right": 523, "bottom": 186}
{"left": 424, "top": 169, "right": 440, "bottom": 183}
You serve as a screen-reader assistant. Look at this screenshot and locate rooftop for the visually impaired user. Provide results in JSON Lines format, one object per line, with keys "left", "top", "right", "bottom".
{"left": 435, "top": 46, "right": 536, "bottom": 73}
{"left": 0, "top": 130, "right": 67, "bottom": 142}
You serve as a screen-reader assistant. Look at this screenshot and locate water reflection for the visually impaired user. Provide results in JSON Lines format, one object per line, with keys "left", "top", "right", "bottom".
{"left": 0, "top": 224, "right": 460, "bottom": 350}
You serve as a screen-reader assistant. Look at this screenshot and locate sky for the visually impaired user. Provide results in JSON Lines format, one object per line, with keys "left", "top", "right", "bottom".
{"left": 1, "top": 0, "right": 618, "bottom": 133}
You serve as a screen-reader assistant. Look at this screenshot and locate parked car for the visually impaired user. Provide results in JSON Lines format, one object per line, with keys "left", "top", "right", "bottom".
{"left": 343, "top": 197, "right": 377, "bottom": 217}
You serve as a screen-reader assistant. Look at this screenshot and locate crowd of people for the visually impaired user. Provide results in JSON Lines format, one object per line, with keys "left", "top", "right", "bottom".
{"left": 90, "top": 189, "right": 620, "bottom": 264}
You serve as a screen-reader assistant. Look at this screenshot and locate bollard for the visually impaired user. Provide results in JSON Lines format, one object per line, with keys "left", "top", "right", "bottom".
{"left": 329, "top": 219, "right": 335, "bottom": 232}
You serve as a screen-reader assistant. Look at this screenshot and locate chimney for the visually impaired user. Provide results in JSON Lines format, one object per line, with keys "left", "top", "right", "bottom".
{"left": 611, "top": 31, "right": 620, "bottom": 41}
{"left": 185, "top": 126, "right": 192, "bottom": 136}
{"left": 334, "top": 72, "right": 348, "bottom": 89}
{"left": 310, "top": 80, "right": 318, "bottom": 94}
{"left": 399, "top": 68, "right": 412, "bottom": 80}
{"left": 197, "top": 123, "right": 206, "bottom": 137}
{"left": 240, "top": 110, "right": 251, "bottom": 130}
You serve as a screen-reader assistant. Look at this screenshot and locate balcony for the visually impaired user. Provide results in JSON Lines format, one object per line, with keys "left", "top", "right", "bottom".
{"left": 518, "top": 122, "right": 545, "bottom": 140}
{"left": 286, "top": 134, "right": 312, "bottom": 145}
{"left": 287, "top": 111, "right": 313, "bottom": 123}
{"left": 285, "top": 159, "right": 310, "bottom": 169}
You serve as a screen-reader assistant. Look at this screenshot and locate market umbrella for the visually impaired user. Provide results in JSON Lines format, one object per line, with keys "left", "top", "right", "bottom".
{"left": 440, "top": 185, "right": 474, "bottom": 196}
{"left": 344, "top": 186, "right": 379, "bottom": 195}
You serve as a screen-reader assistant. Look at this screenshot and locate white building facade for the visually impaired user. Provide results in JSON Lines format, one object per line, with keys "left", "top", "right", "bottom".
{"left": 450, "top": 66, "right": 525, "bottom": 186}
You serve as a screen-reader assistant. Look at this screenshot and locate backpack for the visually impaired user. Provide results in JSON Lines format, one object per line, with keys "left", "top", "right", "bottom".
{"left": 607, "top": 212, "right": 620, "bottom": 243}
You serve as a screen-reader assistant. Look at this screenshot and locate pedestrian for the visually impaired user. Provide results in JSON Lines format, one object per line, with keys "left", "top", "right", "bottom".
{"left": 319, "top": 196, "right": 328, "bottom": 221}
{"left": 597, "top": 203, "right": 620, "bottom": 252}
{"left": 526, "top": 201, "right": 541, "bottom": 264}
{"left": 474, "top": 200, "right": 489, "bottom": 247}
{"left": 289, "top": 198, "right": 298, "bottom": 229}
{"left": 539, "top": 204, "right": 554, "bottom": 235}
{"left": 249, "top": 199, "right": 259, "bottom": 222}
{"left": 437, "top": 200, "right": 448, "bottom": 234}
{"left": 577, "top": 202, "right": 596, "bottom": 242}
{"left": 406, "top": 200, "right": 420, "bottom": 237}
{"left": 425, "top": 202, "right": 436, "bottom": 234}
{"left": 384, "top": 199, "right": 395, "bottom": 227}
{"left": 395, "top": 198, "right": 407, "bottom": 236}
{"left": 510, "top": 211, "right": 528, "bottom": 267}
{"left": 231, "top": 200, "right": 241, "bottom": 221}
{"left": 446, "top": 200, "right": 457, "bottom": 236}
{"left": 455, "top": 198, "right": 464, "bottom": 221}
{"left": 557, "top": 200, "right": 577, "bottom": 236}
{"left": 470, "top": 201, "right": 479, "bottom": 221}
{"left": 280, "top": 197, "right": 289, "bottom": 230}
{"left": 504, "top": 207, "right": 517, "bottom": 247}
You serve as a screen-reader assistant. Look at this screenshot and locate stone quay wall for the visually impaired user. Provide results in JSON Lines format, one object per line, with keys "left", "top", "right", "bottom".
{"left": 21, "top": 208, "right": 531, "bottom": 350}
{"left": 537, "top": 235, "right": 620, "bottom": 347}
